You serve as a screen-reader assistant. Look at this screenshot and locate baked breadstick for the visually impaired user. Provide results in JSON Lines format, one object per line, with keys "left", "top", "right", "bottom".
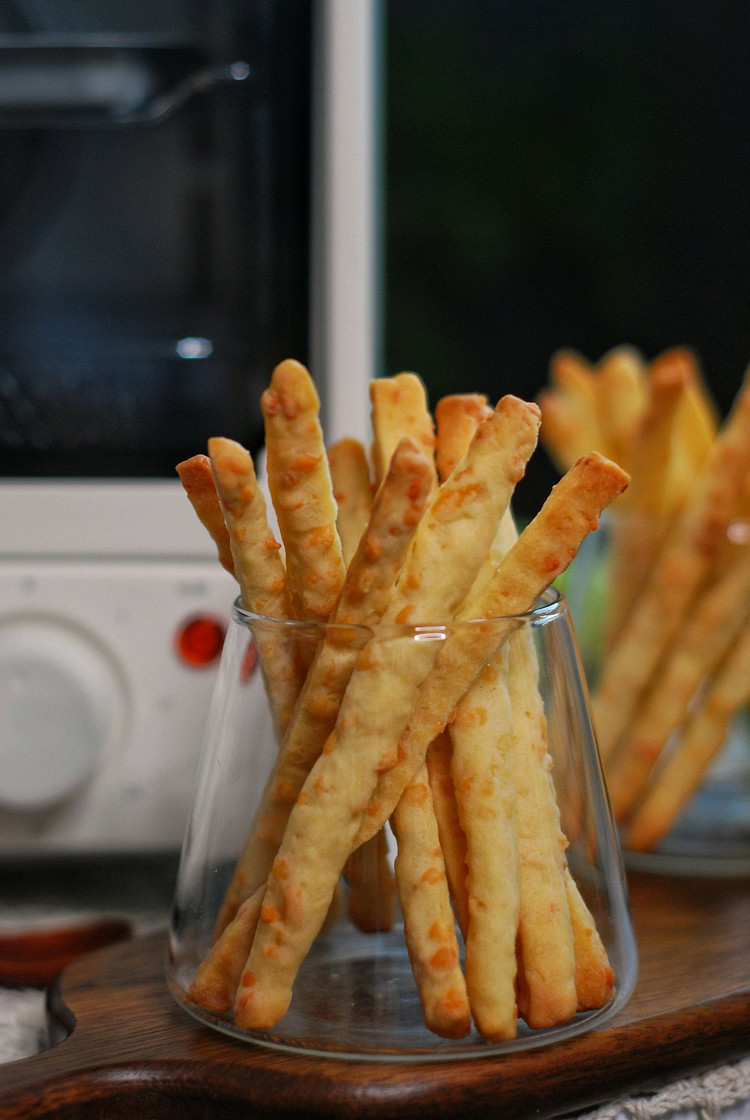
{"left": 176, "top": 454, "right": 235, "bottom": 575}
{"left": 425, "top": 731, "right": 470, "bottom": 938}
{"left": 369, "top": 372, "right": 437, "bottom": 487}
{"left": 208, "top": 437, "right": 304, "bottom": 734}
{"left": 604, "top": 363, "right": 692, "bottom": 648}
{"left": 327, "top": 437, "right": 373, "bottom": 562}
{"left": 537, "top": 389, "right": 603, "bottom": 474}
{"left": 649, "top": 347, "right": 718, "bottom": 476}
{"left": 391, "top": 763, "right": 471, "bottom": 1038}
{"left": 211, "top": 439, "right": 433, "bottom": 941}
{"left": 435, "top": 393, "right": 492, "bottom": 482}
{"left": 261, "top": 359, "right": 346, "bottom": 623}
{"left": 188, "top": 887, "right": 264, "bottom": 1013}
{"left": 450, "top": 645, "right": 520, "bottom": 1040}
{"left": 564, "top": 868, "right": 615, "bottom": 1011}
{"left": 508, "top": 629, "right": 577, "bottom": 1028}
{"left": 359, "top": 452, "right": 630, "bottom": 844}
{"left": 594, "top": 345, "right": 646, "bottom": 468}
{"left": 233, "top": 396, "right": 540, "bottom": 1029}
{"left": 593, "top": 367, "right": 750, "bottom": 763}
{"left": 606, "top": 544, "right": 750, "bottom": 820}
{"left": 327, "top": 435, "right": 395, "bottom": 934}
{"left": 625, "top": 620, "right": 750, "bottom": 851}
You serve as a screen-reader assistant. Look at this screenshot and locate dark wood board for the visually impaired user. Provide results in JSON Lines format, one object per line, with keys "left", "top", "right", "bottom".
{"left": 1, "top": 872, "right": 749, "bottom": 1120}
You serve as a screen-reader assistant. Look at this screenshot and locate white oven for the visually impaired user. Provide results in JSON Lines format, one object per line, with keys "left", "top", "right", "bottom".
{"left": 0, "top": 0, "right": 379, "bottom": 853}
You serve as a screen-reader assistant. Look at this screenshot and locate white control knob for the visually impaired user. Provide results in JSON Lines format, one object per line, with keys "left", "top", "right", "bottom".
{"left": 0, "top": 615, "right": 127, "bottom": 810}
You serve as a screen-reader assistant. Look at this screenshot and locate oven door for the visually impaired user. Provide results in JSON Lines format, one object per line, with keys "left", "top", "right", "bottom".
{"left": 0, "top": 0, "right": 312, "bottom": 480}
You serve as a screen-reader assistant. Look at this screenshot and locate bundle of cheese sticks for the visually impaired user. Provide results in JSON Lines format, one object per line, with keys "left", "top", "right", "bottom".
{"left": 177, "top": 359, "right": 627, "bottom": 1040}
{"left": 539, "top": 345, "right": 750, "bottom": 852}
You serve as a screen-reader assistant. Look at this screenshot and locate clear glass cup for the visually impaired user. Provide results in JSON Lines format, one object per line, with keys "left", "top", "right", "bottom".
{"left": 565, "top": 512, "right": 750, "bottom": 876}
{"left": 167, "top": 591, "right": 636, "bottom": 1061}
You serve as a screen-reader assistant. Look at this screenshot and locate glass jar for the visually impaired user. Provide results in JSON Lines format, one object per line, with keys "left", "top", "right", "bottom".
{"left": 167, "top": 591, "right": 636, "bottom": 1060}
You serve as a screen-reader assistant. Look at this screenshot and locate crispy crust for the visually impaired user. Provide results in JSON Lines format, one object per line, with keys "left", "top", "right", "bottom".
{"left": 327, "top": 437, "right": 373, "bottom": 564}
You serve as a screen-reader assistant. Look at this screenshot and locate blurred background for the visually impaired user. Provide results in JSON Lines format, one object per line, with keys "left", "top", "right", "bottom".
{"left": 384, "top": 0, "right": 750, "bottom": 515}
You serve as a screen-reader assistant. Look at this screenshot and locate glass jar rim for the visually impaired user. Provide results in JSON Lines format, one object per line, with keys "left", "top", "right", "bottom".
{"left": 231, "top": 585, "right": 568, "bottom": 637}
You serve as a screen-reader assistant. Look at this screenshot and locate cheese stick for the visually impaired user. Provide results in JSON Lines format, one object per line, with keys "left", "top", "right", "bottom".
{"left": 261, "top": 359, "right": 346, "bottom": 624}
{"left": 233, "top": 396, "right": 541, "bottom": 1029}
{"left": 176, "top": 453, "right": 235, "bottom": 575}
{"left": 370, "top": 372, "right": 437, "bottom": 486}
{"left": 208, "top": 437, "right": 304, "bottom": 734}
{"left": 450, "top": 645, "right": 519, "bottom": 1039}
{"left": 391, "top": 762, "right": 471, "bottom": 1038}
{"left": 327, "top": 437, "right": 373, "bottom": 561}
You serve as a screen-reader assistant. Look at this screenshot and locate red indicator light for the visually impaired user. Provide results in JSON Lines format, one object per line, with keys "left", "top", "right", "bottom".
{"left": 175, "top": 615, "right": 226, "bottom": 668}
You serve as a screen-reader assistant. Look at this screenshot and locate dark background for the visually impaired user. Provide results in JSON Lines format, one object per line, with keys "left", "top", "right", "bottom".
{"left": 384, "top": 0, "right": 750, "bottom": 515}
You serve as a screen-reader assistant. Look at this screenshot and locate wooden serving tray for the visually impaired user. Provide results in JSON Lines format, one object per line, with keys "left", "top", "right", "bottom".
{"left": 1, "top": 872, "right": 749, "bottom": 1119}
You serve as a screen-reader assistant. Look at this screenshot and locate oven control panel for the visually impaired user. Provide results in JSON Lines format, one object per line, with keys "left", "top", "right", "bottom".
{"left": 0, "top": 481, "right": 236, "bottom": 854}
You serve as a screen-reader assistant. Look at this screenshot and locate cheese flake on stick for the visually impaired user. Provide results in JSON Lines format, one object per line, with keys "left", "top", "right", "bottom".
{"left": 233, "top": 396, "right": 541, "bottom": 1030}
{"left": 391, "top": 763, "right": 471, "bottom": 1038}
{"left": 209, "top": 438, "right": 433, "bottom": 944}
{"left": 450, "top": 646, "right": 520, "bottom": 1040}
{"left": 261, "top": 359, "right": 345, "bottom": 623}
{"left": 359, "top": 452, "right": 630, "bottom": 844}
{"left": 593, "top": 366, "right": 750, "bottom": 763}
{"left": 208, "top": 436, "right": 303, "bottom": 734}
{"left": 176, "top": 454, "right": 235, "bottom": 575}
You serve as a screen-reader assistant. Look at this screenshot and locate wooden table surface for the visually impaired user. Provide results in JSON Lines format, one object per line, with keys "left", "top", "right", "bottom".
{"left": 1, "top": 871, "right": 749, "bottom": 1120}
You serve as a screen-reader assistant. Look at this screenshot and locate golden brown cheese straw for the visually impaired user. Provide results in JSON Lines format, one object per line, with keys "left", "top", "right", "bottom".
{"left": 391, "top": 764, "right": 471, "bottom": 1038}
{"left": 359, "top": 452, "right": 630, "bottom": 844}
{"left": 327, "top": 437, "right": 373, "bottom": 562}
{"left": 344, "top": 828, "right": 396, "bottom": 934}
{"left": 537, "top": 389, "right": 602, "bottom": 474}
{"left": 592, "top": 367, "right": 750, "bottom": 763}
{"left": 210, "top": 439, "right": 433, "bottom": 942}
{"left": 625, "top": 620, "right": 750, "bottom": 852}
{"left": 606, "top": 544, "right": 750, "bottom": 821}
{"left": 328, "top": 436, "right": 395, "bottom": 934}
{"left": 450, "top": 646, "right": 520, "bottom": 1040}
{"left": 188, "top": 888, "right": 264, "bottom": 1013}
{"left": 425, "top": 731, "right": 470, "bottom": 939}
{"left": 176, "top": 454, "right": 235, "bottom": 575}
{"left": 594, "top": 345, "right": 647, "bottom": 468}
{"left": 208, "top": 437, "right": 304, "bottom": 733}
{"left": 233, "top": 397, "right": 540, "bottom": 1030}
{"left": 369, "top": 372, "right": 437, "bottom": 487}
{"left": 508, "top": 629, "right": 577, "bottom": 1029}
{"left": 649, "top": 347, "right": 719, "bottom": 475}
{"left": 564, "top": 868, "right": 615, "bottom": 1010}
{"left": 261, "top": 359, "right": 346, "bottom": 623}
{"left": 604, "top": 364, "right": 693, "bottom": 648}
{"left": 435, "top": 393, "right": 492, "bottom": 482}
